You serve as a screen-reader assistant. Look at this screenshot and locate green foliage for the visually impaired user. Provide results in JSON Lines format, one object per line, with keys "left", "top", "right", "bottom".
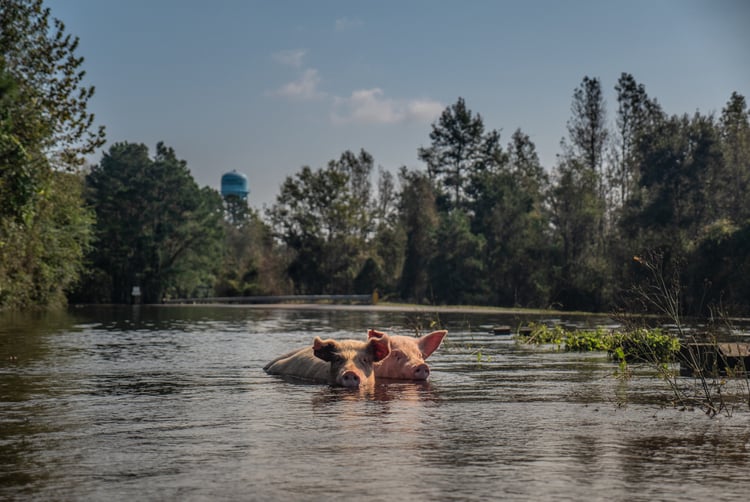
{"left": 718, "top": 92, "right": 750, "bottom": 222}
{"left": 685, "top": 220, "right": 750, "bottom": 314}
{"left": 3, "top": 4, "right": 748, "bottom": 313}
{"left": 607, "top": 327, "right": 680, "bottom": 363}
{"left": 215, "top": 208, "right": 289, "bottom": 297}
{"left": 418, "top": 97, "right": 504, "bottom": 211}
{"left": 565, "top": 76, "right": 608, "bottom": 174}
{"left": 267, "top": 149, "right": 391, "bottom": 295}
{"left": 0, "top": 170, "right": 92, "bottom": 308}
{"left": 397, "top": 167, "right": 438, "bottom": 302}
{"left": 620, "top": 111, "right": 726, "bottom": 260}
{"left": 515, "top": 323, "right": 680, "bottom": 364}
{"left": 0, "top": 0, "right": 105, "bottom": 164}
{"left": 564, "top": 328, "right": 612, "bottom": 352}
{"left": 78, "top": 142, "right": 224, "bottom": 304}
{"left": 548, "top": 158, "right": 606, "bottom": 309}
{"left": 0, "top": 68, "right": 35, "bottom": 221}
{"left": 610, "top": 72, "right": 663, "bottom": 206}
{"left": 514, "top": 323, "right": 566, "bottom": 346}
{"left": 475, "top": 132, "right": 553, "bottom": 307}
{"left": 370, "top": 221, "right": 406, "bottom": 297}
{"left": 412, "top": 98, "right": 555, "bottom": 307}
{"left": 0, "top": 131, "right": 33, "bottom": 220}
{"left": 547, "top": 76, "right": 612, "bottom": 311}
{"left": 429, "top": 211, "right": 487, "bottom": 305}
{"left": 0, "top": 2, "right": 103, "bottom": 309}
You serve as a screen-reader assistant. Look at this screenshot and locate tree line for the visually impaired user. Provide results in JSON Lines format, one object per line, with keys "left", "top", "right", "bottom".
{"left": 2, "top": 0, "right": 749, "bottom": 315}
{"left": 259, "top": 87, "right": 750, "bottom": 316}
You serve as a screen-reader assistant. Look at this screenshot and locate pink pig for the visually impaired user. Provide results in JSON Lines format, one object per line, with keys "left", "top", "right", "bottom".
{"left": 367, "top": 329, "right": 447, "bottom": 380}
{"left": 263, "top": 336, "right": 391, "bottom": 388}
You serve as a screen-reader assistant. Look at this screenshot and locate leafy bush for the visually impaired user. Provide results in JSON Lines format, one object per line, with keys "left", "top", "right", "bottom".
{"left": 565, "top": 328, "right": 612, "bottom": 352}
{"left": 514, "top": 323, "right": 565, "bottom": 346}
{"left": 515, "top": 324, "right": 680, "bottom": 363}
{"left": 608, "top": 328, "right": 680, "bottom": 363}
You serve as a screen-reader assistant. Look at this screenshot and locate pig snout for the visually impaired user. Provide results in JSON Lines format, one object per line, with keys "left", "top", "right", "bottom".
{"left": 413, "top": 363, "right": 430, "bottom": 380}
{"left": 340, "top": 370, "right": 363, "bottom": 388}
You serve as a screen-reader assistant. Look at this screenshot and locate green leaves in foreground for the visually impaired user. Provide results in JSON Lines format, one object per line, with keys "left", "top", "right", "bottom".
{"left": 515, "top": 323, "right": 680, "bottom": 363}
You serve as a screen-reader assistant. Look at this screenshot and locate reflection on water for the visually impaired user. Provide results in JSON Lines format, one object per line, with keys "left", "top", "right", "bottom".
{"left": 1, "top": 306, "right": 750, "bottom": 501}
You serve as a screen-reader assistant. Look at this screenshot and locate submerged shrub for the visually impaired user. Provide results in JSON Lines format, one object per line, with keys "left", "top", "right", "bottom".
{"left": 564, "top": 328, "right": 612, "bottom": 352}
{"left": 514, "top": 323, "right": 566, "bottom": 346}
{"left": 608, "top": 328, "right": 680, "bottom": 363}
{"left": 515, "top": 324, "right": 680, "bottom": 363}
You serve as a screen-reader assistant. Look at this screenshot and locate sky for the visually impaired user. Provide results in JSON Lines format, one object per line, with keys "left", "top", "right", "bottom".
{"left": 47, "top": 0, "right": 750, "bottom": 210}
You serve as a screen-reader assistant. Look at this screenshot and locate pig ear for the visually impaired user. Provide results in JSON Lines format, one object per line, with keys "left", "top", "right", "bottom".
{"left": 368, "top": 329, "right": 388, "bottom": 339}
{"left": 313, "top": 337, "right": 338, "bottom": 362}
{"left": 368, "top": 336, "right": 391, "bottom": 362}
{"left": 419, "top": 330, "right": 447, "bottom": 358}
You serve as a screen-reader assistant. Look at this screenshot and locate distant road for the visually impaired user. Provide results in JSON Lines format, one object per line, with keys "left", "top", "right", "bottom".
{"left": 159, "top": 301, "right": 588, "bottom": 316}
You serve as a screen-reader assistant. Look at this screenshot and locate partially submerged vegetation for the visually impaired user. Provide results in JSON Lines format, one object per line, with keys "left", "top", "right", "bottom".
{"left": 514, "top": 323, "right": 680, "bottom": 363}
{"left": 516, "top": 251, "right": 750, "bottom": 417}
{"left": 515, "top": 316, "right": 749, "bottom": 418}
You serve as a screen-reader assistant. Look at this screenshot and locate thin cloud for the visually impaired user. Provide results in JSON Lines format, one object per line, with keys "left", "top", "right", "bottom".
{"left": 272, "top": 68, "right": 325, "bottom": 100}
{"left": 405, "top": 99, "right": 446, "bottom": 122}
{"left": 272, "top": 49, "right": 307, "bottom": 68}
{"left": 332, "top": 88, "right": 443, "bottom": 125}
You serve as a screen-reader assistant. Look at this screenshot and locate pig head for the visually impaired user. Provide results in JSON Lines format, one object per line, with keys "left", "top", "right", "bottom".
{"left": 368, "top": 329, "right": 447, "bottom": 380}
{"left": 264, "top": 335, "right": 391, "bottom": 388}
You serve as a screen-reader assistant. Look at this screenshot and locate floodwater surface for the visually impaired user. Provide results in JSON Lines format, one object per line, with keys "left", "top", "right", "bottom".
{"left": 1, "top": 305, "right": 749, "bottom": 501}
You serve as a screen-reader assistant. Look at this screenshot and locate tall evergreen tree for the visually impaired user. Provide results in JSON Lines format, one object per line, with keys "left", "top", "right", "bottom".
{"left": 718, "top": 92, "right": 750, "bottom": 222}
{"left": 548, "top": 158, "right": 606, "bottom": 309}
{"left": 418, "top": 97, "right": 503, "bottom": 211}
{"left": 611, "top": 73, "right": 663, "bottom": 207}
{"left": 329, "top": 148, "right": 375, "bottom": 241}
{"left": 566, "top": 77, "right": 608, "bottom": 177}
{"left": 370, "top": 167, "right": 405, "bottom": 296}
{"left": 397, "top": 167, "right": 438, "bottom": 302}
{"left": 563, "top": 77, "right": 609, "bottom": 253}
{"left": 550, "top": 77, "right": 610, "bottom": 310}
{"left": 507, "top": 128, "right": 548, "bottom": 199}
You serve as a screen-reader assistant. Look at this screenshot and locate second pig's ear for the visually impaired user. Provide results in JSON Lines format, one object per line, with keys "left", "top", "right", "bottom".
{"left": 368, "top": 335, "right": 391, "bottom": 362}
{"left": 419, "top": 330, "right": 447, "bottom": 359}
{"left": 313, "top": 337, "right": 338, "bottom": 362}
{"left": 368, "top": 329, "right": 388, "bottom": 339}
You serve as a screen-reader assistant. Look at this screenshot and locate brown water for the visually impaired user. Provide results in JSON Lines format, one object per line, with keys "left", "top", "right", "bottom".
{"left": 1, "top": 305, "right": 749, "bottom": 501}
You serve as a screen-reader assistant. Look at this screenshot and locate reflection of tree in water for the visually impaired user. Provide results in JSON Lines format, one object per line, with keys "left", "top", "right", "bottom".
{"left": 0, "top": 310, "right": 81, "bottom": 492}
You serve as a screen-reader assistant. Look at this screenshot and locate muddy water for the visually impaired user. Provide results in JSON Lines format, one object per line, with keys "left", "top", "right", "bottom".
{"left": 1, "top": 305, "right": 749, "bottom": 501}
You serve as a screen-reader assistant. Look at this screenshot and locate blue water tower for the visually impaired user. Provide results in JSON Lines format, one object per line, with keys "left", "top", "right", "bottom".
{"left": 221, "top": 170, "right": 249, "bottom": 200}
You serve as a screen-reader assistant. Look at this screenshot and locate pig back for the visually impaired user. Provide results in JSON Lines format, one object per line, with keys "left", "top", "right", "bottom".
{"left": 263, "top": 346, "right": 330, "bottom": 383}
